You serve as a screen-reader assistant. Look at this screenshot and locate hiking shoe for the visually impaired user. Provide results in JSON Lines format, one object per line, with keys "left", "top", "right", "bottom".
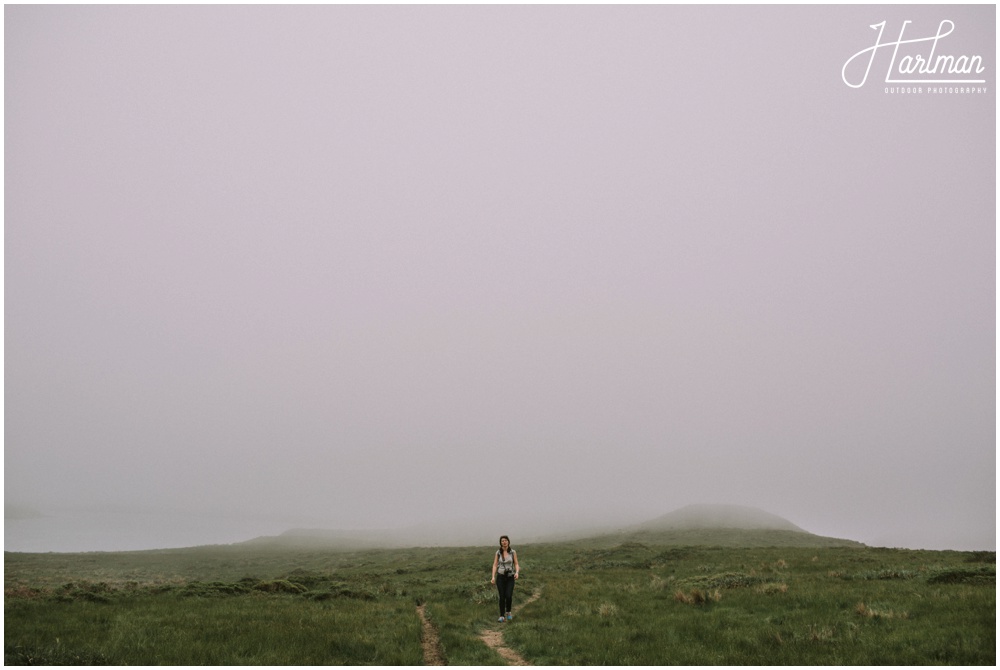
{"left": 506, "top": 613, "right": 513, "bottom": 621}
{"left": 498, "top": 616, "right": 506, "bottom": 622}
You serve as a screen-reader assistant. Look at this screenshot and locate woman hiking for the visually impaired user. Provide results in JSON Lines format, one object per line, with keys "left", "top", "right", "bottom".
{"left": 490, "top": 535, "right": 520, "bottom": 622}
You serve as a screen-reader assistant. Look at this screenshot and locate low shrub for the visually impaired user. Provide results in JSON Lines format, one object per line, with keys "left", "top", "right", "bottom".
{"left": 687, "top": 572, "right": 770, "bottom": 590}
{"left": 755, "top": 582, "right": 788, "bottom": 595}
{"left": 854, "top": 569, "right": 920, "bottom": 580}
{"left": 674, "top": 588, "right": 721, "bottom": 605}
{"left": 926, "top": 566, "right": 995, "bottom": 585}
{"left": 180, "top": 581, "right": 252, "bottom": 597}
{"left": 965, "top": 551, "right": 995, "bottom": 563}
{"left": 4, "top": 585, "right": 47, "bottom": 600}
{"left": 855, "top": 602, "right": 909, "bottom": 620}
{"left": 253, "top": 579, "right": 307, "bottom": 594}
{"left": 281, "top": 569, "right": 331, "bottom": 588}
{"left": 53, "top": 581, "right": 117, "bottom": 603}
{"left": 597, "top": 602, "right": 618, "bottom": 617}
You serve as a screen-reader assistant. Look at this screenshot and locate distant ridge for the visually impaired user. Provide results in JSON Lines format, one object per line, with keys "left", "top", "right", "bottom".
{"left": 617, "top": 504, "right": 863, "bottom": 548}
{"left": 237, "top": 504, "right": 864, "bottom": 550}
{"left": 638, "top": 504, "right": 806, "bottom": 532}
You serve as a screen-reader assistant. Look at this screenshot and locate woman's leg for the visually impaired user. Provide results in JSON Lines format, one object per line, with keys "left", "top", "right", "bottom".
{"left": 502, "top": 575, "right": 515, "bottom": 614}
{"left": 496, "top": 574, "right": 507, "bottom": 616}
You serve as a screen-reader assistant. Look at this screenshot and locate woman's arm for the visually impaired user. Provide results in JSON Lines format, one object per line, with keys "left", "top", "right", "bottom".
{"left": 513, "top": 550, "right": 520, "bottom": 579}
{"left": 491, "top": 552, "right": 498, "bottom": 584}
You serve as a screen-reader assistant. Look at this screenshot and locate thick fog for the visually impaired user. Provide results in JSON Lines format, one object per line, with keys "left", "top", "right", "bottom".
{"left": 5, "top": 5, "right": 995, "bottom": 551}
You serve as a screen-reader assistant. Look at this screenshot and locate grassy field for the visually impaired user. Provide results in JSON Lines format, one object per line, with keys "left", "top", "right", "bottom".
{"left": 4, "top": 532, "right": 995, "bottom": 665}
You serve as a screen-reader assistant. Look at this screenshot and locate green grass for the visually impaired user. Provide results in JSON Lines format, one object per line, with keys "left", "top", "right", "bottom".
{"left": 5, "top": 539, "right": 995, "bottom": 665}
{"left": 5, "top": 594, "right": 421, "bottom": 665}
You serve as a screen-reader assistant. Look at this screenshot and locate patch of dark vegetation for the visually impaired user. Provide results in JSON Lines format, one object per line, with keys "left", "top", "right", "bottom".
{"left": 651, "top": 548, "right": 696, "bottom": 563}
{"left": 5, "top": 643, "right": 110, "bottom": 666}
{"left": 7, "top": 573, "right": 398, "bottom": 603}
{"left": 54, "top": 581, "right": 116, "bottom": 603}
{"left": 181, "top": 580, "right": 254, "bottom": 597}
{"left": 851, "top": 569, "right": 920, "bottom": 581}
{"left": 674, "top": 587, "right": 722, "bottom": 606}
{"left": 305, "top": 590, "right": 337, "bottom": 601}
{"left": 282, "top": 568, "right": 333, "bottom": 588}
{"left": 965, "top": 551, "right": 995, "bottom": 564}
{"left": 926, "top": 566, "right": 995, "bottom": 585}
{"left": 145, "top": 583, "right": 180, "bottom": 596}
{"left": 253, "top": 579, "right": 308, "bottom": 594}
{"left": 686, "top": 572, "right": 773, "bottom": 590}
{"left": 4, "top": 585, "right": 47, "bottom": 600}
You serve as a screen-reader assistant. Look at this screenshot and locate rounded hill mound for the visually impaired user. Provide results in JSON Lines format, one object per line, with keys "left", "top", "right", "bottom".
{"left": 639, "top": 504, "right": 805, "bottom": 532}
{"left": 622, "top": 504, "right": 864, "bottom": 548}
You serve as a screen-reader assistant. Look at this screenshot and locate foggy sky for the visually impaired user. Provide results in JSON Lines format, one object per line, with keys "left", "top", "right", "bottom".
{"left": 5, "top": 5, "right": 995, "bottom": 551}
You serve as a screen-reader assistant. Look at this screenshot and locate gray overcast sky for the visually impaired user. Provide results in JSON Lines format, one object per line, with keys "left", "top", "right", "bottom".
{"left": 5, "top": 5, "right": 995, "bottom": 551}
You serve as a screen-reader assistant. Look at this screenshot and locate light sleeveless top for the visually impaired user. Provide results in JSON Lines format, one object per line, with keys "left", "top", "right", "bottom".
{"left": 497, "top": 549, "right": 516, "bottom": 575}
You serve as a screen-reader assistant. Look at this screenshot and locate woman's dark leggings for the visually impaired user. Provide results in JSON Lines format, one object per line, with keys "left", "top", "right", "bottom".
{"left": 496, "top": 573, "right": 515, "bottom": 616}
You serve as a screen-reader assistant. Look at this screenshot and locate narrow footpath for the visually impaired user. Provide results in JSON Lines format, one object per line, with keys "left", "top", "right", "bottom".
{"left": 416, "top": 603, "right": 445, "bottom": 666}
{"left": 478, "top": 587, "right": 542, "bottom": 666}
{"left": 416, "top": 587, "right": 542, "bottom": 666}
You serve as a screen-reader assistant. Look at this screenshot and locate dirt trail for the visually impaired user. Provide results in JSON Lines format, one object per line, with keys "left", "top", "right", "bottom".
{"left": 416, "top": 586, "right": 541, "bottom": 666}
{"left": 478, "top": 587, "right": 542, "bottom": 666}
{"left": 416, "top": 603, "right": 445, "bottom": 666}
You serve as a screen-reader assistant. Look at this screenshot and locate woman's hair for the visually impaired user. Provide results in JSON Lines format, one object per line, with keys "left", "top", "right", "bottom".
{"left": 498, "top": 535, "right": 511, "bottom": 552}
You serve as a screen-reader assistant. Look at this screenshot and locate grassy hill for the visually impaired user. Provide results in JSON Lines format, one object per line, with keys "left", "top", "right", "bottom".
{"left": 5, "top": 520, "right": 993, "bottom": 665}
{"left": 638, "top": 503, "right": 807, "bottom": 532}
{"left": 600, "top": 527, "right": 864, "bottom": 548}
{"left": 610, "top": 504, "right": 864, "bottom": 548}
{"left": 237, "top": 504, "right": 862, "bottom": 551}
